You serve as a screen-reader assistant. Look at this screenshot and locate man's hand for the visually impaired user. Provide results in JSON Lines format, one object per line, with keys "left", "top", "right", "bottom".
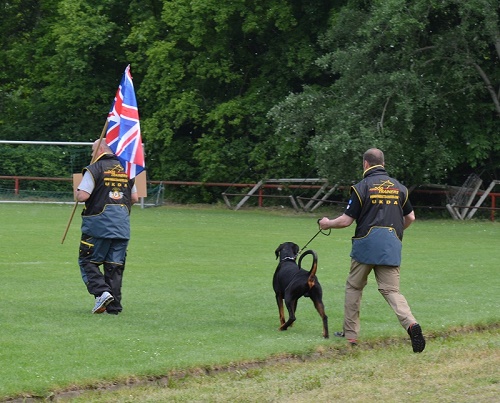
{"left": 318, "top": 214, "right": 355, "bottom": 230}
{"left": 318, "top": 217, "right": 331, "bottom": 230}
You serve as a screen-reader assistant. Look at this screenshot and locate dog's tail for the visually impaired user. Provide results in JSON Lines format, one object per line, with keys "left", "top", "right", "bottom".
{"left": 298, "top": 250, "right": 318, "bottom": 289}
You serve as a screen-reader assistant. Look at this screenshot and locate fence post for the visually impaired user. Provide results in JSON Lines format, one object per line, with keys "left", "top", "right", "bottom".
{"left": 491, "top": 194, "right": 496, "bottom": 222}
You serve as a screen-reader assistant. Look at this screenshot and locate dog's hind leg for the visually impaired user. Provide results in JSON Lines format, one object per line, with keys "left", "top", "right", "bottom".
{"left": 279, "top": 299, "right": 297, "bottom": 331}
{"left": 312, "top": 299, "right": 329, "bottom": 338}
{"left": 275, "top": 294, "right": 286, "bottom": 328}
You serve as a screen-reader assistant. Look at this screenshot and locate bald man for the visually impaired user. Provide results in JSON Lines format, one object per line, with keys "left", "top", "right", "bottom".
{"left": 319, "top": 148, "right": 425, "bottom": 352}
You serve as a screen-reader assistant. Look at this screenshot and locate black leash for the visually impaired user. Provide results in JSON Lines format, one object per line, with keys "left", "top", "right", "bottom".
{"left": 298, "top": 220, "right": 331, "bottom": 255}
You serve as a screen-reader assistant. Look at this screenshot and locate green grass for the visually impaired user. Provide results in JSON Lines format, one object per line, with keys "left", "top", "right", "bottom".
{"left": 64, "top": 329, "right": 500, "bottom": 402}
{"left": 0, "top": 203, "right": 499, "bottom": 400}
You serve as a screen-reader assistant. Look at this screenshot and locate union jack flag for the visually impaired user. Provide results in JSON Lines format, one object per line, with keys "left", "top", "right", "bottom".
{"left": 106, "top": 65, "right": 145, "bottom": 179}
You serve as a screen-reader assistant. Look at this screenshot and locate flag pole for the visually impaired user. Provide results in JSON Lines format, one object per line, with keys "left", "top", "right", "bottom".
{"left": 61, "top": 120, "right": 109, "bottom": 244}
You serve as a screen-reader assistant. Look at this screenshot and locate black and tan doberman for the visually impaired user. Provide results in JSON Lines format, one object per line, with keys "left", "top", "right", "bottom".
{"left": 273, "top": 242, "right": 329, "bottom": 338}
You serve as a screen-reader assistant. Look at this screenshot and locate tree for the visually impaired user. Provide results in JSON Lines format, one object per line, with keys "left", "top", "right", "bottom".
{"left": 269, "top": 0, "right": 500, "bottom": 186}
{"left": 131, "top": 0, "right": 334, "bottom": 188}
{"left": 0, "top": 0, "right": 56, "bottom": 139}
{"left": 0, "top": 0, "right": 133, "bottom": 141}
{"left": 2, "top": 0, "right": 497, "bottom": 202}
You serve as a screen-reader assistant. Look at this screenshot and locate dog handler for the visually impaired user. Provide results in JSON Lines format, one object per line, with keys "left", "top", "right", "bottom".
{"left": 75, "top": 139, "right": 138, "bottom": 314}
{"left": 319, "top": 148, "right": 425, "bottom": 352}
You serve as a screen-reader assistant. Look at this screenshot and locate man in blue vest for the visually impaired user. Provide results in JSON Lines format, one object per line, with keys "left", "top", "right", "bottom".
{"left": 75, "top": 139, "right": 138, "bottom": 315}
{"left": 319, "top": 148, "right": 425, "bottom": 352}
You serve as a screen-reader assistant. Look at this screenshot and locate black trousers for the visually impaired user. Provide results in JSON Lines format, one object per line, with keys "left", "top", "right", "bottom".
{"left": 78, "top": 234, "right": 128, "bottom": 313}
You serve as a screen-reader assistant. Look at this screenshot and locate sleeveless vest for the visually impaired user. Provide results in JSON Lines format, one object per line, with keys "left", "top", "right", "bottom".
{"left": 350, "top": 166, "right": 409, "bottom": 266}
{"left": 80, "top": 154, "right": 135, "bottom": 239}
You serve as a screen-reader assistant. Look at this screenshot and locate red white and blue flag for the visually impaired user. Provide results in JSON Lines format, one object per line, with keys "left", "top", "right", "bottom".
{"left": 106, "top": 64, "right": 145, "bottom": 179}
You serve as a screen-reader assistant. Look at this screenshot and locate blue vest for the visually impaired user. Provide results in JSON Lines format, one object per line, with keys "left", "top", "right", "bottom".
{"left": 350, "top": 166, "right": 409, "bottom": 266}
{"left": 80, "top": 154, "right": 134, "bottom": 239}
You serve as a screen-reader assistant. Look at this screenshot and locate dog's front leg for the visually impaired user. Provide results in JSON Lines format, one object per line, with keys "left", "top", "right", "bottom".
{"left": 275, "top": 294, "right": 286, "bottom": 327}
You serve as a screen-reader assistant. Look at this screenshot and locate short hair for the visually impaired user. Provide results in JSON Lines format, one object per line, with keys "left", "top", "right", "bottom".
{"left": 363, "top": 148, "right": 384, "bottom": 166}
{"left": 93, "top": 139, "right": 113, "bottom": 154}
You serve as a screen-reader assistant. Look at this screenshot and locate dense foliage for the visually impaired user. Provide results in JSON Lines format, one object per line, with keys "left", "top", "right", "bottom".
{"left": 270, "top": 0, "right": 500, "bottom": 186}
{"left": 1, "top": 0, "right": 499, "bottom": 201}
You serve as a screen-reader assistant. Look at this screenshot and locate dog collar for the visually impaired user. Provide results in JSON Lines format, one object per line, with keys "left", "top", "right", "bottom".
{"left": 281, "top": 256, "right": 296, "bottom": 262}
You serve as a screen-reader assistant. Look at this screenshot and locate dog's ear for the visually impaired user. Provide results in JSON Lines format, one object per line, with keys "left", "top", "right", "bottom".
{"left": 293, "top": 243, "right": 300, "bottom": 256}
{"left": 275, "top": 244, "right": 283, "bottom": 260}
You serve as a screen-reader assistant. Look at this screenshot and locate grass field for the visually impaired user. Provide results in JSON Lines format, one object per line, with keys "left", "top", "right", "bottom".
{"left": 0, "top": 203, "right": 499, "bottom": 401}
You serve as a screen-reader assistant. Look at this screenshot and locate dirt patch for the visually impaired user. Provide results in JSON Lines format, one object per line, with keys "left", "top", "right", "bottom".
{"left": 5, "top": 323, "right": 499, "bottom": 402}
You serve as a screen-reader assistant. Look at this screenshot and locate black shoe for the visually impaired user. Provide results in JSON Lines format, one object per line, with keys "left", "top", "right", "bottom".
{"left": 334, "top": 331, "right": 357, "bottom": 346}
{"left": 408, "top": 323, "right": 426, "bottom": 353}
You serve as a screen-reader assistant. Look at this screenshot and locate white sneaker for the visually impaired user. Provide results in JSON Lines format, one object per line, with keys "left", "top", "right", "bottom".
{"left": 92, "top": 291, "right": 114, "bottom": 314}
